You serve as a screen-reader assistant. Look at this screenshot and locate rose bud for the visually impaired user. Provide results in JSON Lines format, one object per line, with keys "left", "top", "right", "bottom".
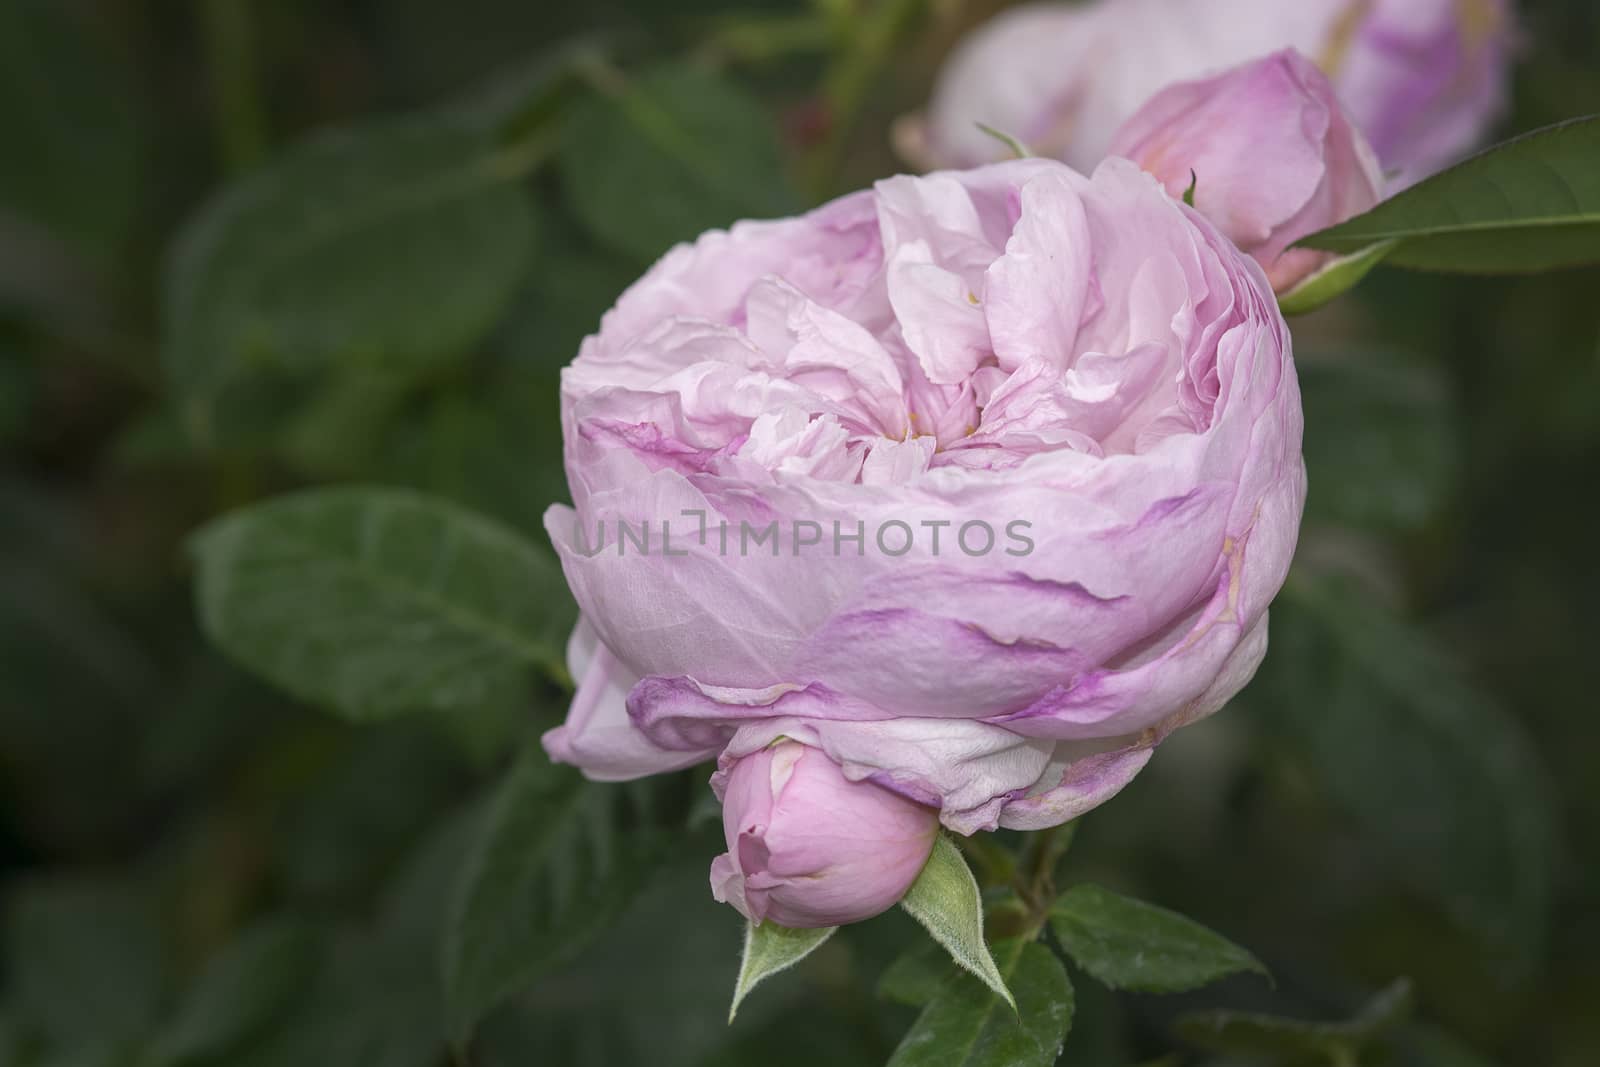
{"left": 1108, "top": 50, "right": 1384, "bottom": 293}
{"left": 709, "top": 741, "right": 939, "bottom": 927}
{"left": 542, "top": 155, "right": 1304, "bottom": 908}
{"left": 1329, "top": 0, "right": 1516, "bottom": 187}
{"left": 912, "top": 0, "right": 1514, "bottom": 186}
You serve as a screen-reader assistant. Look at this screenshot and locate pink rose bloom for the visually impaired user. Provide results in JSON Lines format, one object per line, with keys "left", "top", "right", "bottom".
{"left": 914, "top": 0, "right": 1514, "bottom": 187}
{"left": 542, "top": 156, "right": 1304, "bottom": 908}
{"left": 711, "top": 740, "right": 939, "bottom": 927}
{"left": 1108, "top": 50, "right": 1384, "bottom": 293}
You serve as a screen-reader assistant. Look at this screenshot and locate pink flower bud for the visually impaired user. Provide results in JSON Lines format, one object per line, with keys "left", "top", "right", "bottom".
{"left": 914, "top": 0, "right": 1514, "bottom": 187}
{"left": 1109, "top": 50, "right": 1384, "bottom": 292}
{"left": 710, "top": 741, "right": 939, "bottom": 928}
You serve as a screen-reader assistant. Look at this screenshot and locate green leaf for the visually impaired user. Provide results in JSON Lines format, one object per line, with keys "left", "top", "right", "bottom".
{"left": 149, "top": 918, "right": 318, "bottom": 1066}
{"left": 0, "top": 0, "right": 142, "bottom": 255}
{"left": 278, "top": 724, "right": 463, "bottom": 900}
{"left": 0, "top": 343, "right": 34, "bottom": 444}
{"left": 1277, "top": 240, "right": 1397, "bottom": 315}
{"left": 1260, "top": 575, "right": 1557, "bottom": 971}
{"left": 236, "top": 805, "right": 481, "bottom": 1067}
{"left": 450, "top": 38, "right": 602, "bottom": 138}
{"left": 495, "top": 210, "right": 639, "bottom": 372}
{"left": 899, "top": 835, "right": 1014, "bottom": 1011}
{"left": 190, "top": 487, "right": 572, "bottom": 721}
{"left": 877, "top": 939, "right": 956, "bottom": 1008}
{"left": 1176, "top": 977, "right": 1413, "bottom": 1061}
{"left": 476, "top": 863, "right": 750, "bottom": 1067}
{"left": 1388, "top": 1023, "right": 1501, "bottom": 1067}
{"left": 6, "top": 879, "right": 167, "bottom": 1048}
{"left": 443, "top": 752, "right": 671, "bottom": 1042}
{"left": 163, "top": 114, "right": 535, "bottom": 442}
{"left": 728, "top": 922, "right": 836, "bottom": 1022}
{"left": 377, "top": 369, "right": 569, "bottom": 537}
{"left": 886, "top": 940, "right": 1073, "bottom": 1067}
{"left": 1049, "top": 884, "right": 1268, "bottom": 993}
{"left": 561, "top": 63, "right": 797, "bottom": 262}
{"left": 0, "top": 1013, "right": 19, "bottom": 1065}
{"left": 228, "top": 924, "right": 442, "bottom": 1067}
{"left": 1300, "top": 115, "right": 1600, "bottom": 273}
{"left": 1297, "top": 353, "right": 1457, "bottom": 532}
{"left": 277, "top": 372, "right": 414, "bottom": 479}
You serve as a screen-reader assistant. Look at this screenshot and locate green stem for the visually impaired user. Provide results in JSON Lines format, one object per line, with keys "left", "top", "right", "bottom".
{"left": 484, "top": 128, "right": 561, "bottom": 183}
{"left": 1327, "top": 1045, "right": 1362, "bottom": 1067}
{"left": 957, "top": 833, "right": 1019, "bottom": 889}
{"left": 201, "top": 0, "right": 266, "bottom": 173}
{"left": 1011, "top": 823, "right": 1079, "bottom": 940}
{"left": 804, "top": 0, "right": 930, "bottom": 197}
{"left": 1023, "top": 821, "right": 1077, "bottom": 903}
{"left": 695, "top": 13, "right": 833, "bottom": 67}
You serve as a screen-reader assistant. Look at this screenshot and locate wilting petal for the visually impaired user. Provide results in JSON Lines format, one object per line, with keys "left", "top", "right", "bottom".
{"left": 540, "top": 619, "right": 713, "bottom": 780}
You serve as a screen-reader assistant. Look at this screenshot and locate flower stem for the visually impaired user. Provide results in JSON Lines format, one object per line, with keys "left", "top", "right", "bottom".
{"left": 200, "top": 0, "right": 266, "bottom": 174}
{"left": 804, "top": 0, "right": 930, "bottom": 197}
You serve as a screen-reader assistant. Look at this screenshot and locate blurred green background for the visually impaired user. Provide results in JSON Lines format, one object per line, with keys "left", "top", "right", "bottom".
{"left": 1, "top": 1, "right": 1597, "bottom": 1064}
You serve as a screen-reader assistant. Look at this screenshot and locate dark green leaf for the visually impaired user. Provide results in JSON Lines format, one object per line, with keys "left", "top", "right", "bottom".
{"left": 28, "top": 1043, "right": 125, "bottom": 1067}
{"left": 561, "top": 63, "right": 797, "bottom": 262}
{"left": 277, "top": 372, "right": 414, "bottom": 479}
{"left": 278, "top": 725, "right": 463, "bottom": 899}
{"left": 1387, "top": 1023, "right": 1501, "bottom": 1067}
{"left": 375, "top": 802, "right": 488, "bottom": 965}
{"left": 191, "top": 487, "right": 572, "bottom": 720}
{"left": 0, "top": 0, "right": 141, "bottom": 254}
{"left": 1301, "top": 116, "right": 1600, "bottom": 273}
{"left": 1297, "top": 353, "right": 1458, "bottom": 532}
{"left": 886, "top": 939, "right": 1073, "bottom": 1067}
{"left": 495, "top": 210, "right": 638, "bottom": 372}
{"left": 478, "top": 861, "right": 755, "bottom": 1067}
{"left": 6, "top": 879, "right": 167, "bottom": 1048}
{"left": 877, "top": 939, "right": 955, "bottom": 1008}
{"left": 1260, "top": 576, "right": 1558, "bottom": 971}
{"left": 376, "top": 369, "right": 568, "bottom": 538}
{"left": 1049, "top": 884, "right": 1268, "bottom": 994}
{"left": 163, "top": 114, "right": 535, "bottom": 441}
{"left": 443, "top": 752, "right": 672, "bottom": 1041}
{"left": 229, "top": 926, "right": 442, "bottom": 1067}
{"left": 1176, "top": 977, "right": 1413, "bottom": 1060}
{"left": 236, "top": 806, "right": 482, "bottom": 1067}
{"left": 370, "top": 0, "right": 600, "bottom": 104}
{"left": 450, "top": 38, "right": 603, "bottom": 138}
{"left": 0, "top": 487, "right": 161, "bottom": 843}
{"left": 0, "top": 343, "right": 33, "bottom": 443}
{"left": 149, "top": 919, "right": 317, "bottom": 1066}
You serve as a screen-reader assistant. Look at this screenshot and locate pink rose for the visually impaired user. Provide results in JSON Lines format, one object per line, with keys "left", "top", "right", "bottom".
{"left": 542, "top": 156, "right": 1304, "bottom": 913}
{"left": 711, "top": 740, "right": 939, "bottom": 927}
{"left": 1108, "top": 50, "right": 1384, "bottom": 293}
{"left": 913, "top": 0, "right": 1514, "bottom": 187}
